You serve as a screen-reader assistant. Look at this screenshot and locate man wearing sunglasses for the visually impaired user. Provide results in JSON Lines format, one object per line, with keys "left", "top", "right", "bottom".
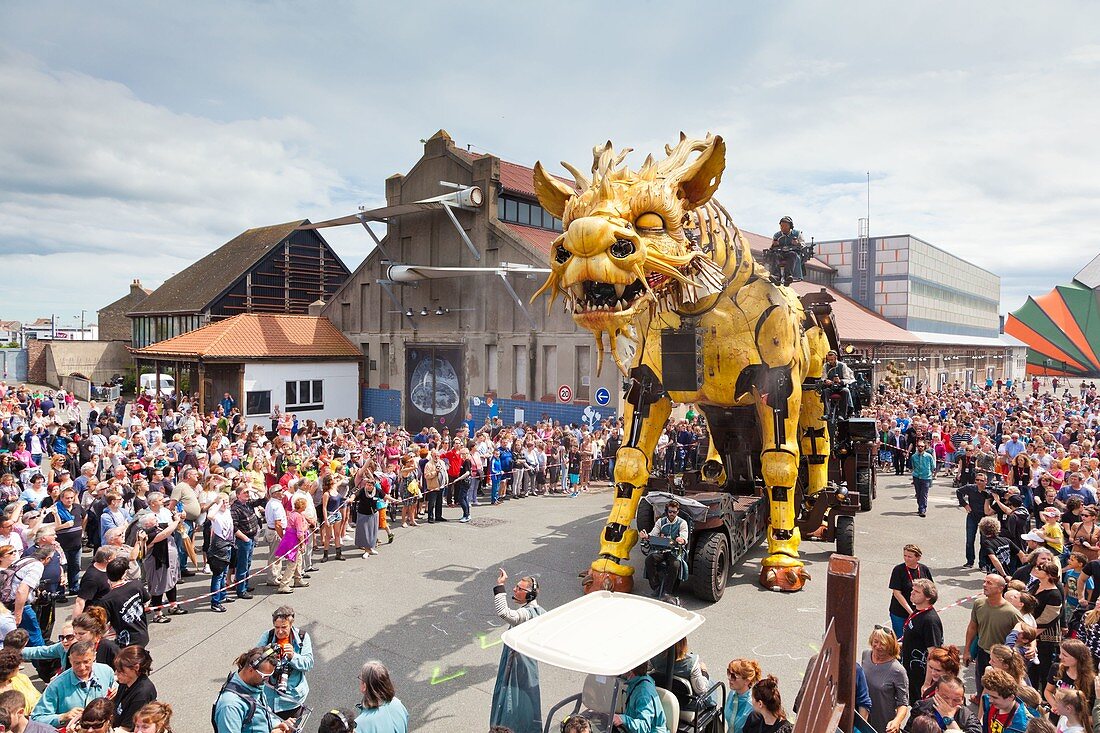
{"left": 213, "top": 647, "right": 296, "bottom": 733}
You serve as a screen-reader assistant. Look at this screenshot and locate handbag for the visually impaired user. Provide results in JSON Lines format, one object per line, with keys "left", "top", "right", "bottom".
{"left": 407, "top": 478, "right": 421, "bottom": 497}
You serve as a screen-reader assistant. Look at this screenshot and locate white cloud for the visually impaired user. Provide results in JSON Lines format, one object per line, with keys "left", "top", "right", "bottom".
{"left": 0, "top": 50, "right": 353, "bottom": 320}
{"left": 1, "top": 2, "right": 1098, "bottom": 325}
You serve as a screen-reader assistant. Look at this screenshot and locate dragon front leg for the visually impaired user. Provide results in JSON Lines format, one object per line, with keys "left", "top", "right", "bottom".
{"left": 755, "top": 369, "right": 811, "bottom": 592}
{"left": 583, "top": 367, "right": 671, "bottom": 595}
{"left": 799, "top": 383, "right": 832, "bottom": 539}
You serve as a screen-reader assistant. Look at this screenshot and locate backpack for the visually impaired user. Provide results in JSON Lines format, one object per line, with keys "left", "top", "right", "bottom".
{"left": 0, "top": 558, "right": 37, "bottom": 607}
{"left": 211, "top": 673, "right": 257, "bottom": 732}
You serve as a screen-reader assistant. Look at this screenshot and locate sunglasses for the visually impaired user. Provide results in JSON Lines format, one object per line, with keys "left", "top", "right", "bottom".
{"left": 58, "top": 634, "right": 75, "bottom": 641}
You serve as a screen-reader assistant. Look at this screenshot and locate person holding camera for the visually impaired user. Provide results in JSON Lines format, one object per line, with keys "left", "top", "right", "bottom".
{"left": 213, "top": 646, "right": 296, "bottom": 733}
{"left": 254, "top": 606, "right": 313, "bottom": 721}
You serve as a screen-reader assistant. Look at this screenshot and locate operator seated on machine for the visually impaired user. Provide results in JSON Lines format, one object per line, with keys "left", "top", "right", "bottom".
{"left": 822, "top": 350, "right": 856, "bottom": 419}
{"left": 768, "top": 215, "right": 808, "bottom": 284}
{"left": 639, "top": 500, "right": 689, "bottom": 599}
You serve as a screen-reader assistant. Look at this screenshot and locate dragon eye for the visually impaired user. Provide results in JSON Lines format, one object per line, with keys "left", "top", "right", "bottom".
{"left": 610, "top": 239, "right": 636, "bottom": 258}
{"left": 554, "top": 244, "right": 571, "bottom": 264}
{"left": 635, "top": 212, "right": 664, "bottom": 229}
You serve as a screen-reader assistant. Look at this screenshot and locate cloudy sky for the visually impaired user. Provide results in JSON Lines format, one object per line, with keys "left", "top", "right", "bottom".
{"left": 1, "top": 1, "right": 1097, "bottom": 325}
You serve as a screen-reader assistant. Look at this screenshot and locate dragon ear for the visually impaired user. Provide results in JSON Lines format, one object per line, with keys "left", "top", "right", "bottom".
{"left": 532, "top": 161, "right": 574, "bottom": 219}
{"left": 675, "top": 135, "right": 726, "bottom": 209}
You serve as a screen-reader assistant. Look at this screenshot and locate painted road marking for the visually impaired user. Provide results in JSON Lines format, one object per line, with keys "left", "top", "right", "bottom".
{"left": 430, "top": 666, "right": 467, "bottom": 685}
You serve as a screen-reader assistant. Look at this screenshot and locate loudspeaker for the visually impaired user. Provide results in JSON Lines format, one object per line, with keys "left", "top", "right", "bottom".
{"left": 661, "top": 328, "right": 704, "bottom": 392}
{"left": 846, "top": 417, "right": 877, "bottom": 441}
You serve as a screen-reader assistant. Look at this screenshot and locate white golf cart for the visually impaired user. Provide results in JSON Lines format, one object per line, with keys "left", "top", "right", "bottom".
{"left": 502, "top": 591, "right": 726, "bottom": 733}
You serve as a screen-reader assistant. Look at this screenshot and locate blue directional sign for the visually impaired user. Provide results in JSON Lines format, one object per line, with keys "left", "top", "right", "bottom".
{"left": 594, "top": 387, "right": 611, "bottom": 406}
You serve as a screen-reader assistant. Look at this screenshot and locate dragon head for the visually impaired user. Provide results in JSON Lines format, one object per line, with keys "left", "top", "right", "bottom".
{"left": 531, "top": 134, "right": 727, "bottom": 376}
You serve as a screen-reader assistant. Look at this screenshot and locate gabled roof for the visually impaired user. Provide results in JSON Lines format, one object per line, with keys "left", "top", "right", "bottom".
{"left": 129, "top": 221, "right": 305, "bottom": 316}
{"left": 1075, "top": 252, "right": 1100, "bottom": 290}
{"left": 131, "top": 314, "right": 360, "bottom": 360}
{"left": 99, "top": 283, "right": 152, "bottom": 314}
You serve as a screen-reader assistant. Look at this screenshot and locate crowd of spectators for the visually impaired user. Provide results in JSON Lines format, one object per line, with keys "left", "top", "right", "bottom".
{"left": 0, "top": 381, "right": 637, "bottom": 731}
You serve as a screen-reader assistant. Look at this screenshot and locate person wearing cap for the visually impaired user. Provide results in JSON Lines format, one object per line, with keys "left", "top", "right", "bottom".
{"left": 265, "top": 486, "right": 288, "bottom": 587}
{"left": 768, "top": 215, "right": 807, "bottom": 284}
{"left": 1037, "top": 505, "right": 1065, "bottom": 555}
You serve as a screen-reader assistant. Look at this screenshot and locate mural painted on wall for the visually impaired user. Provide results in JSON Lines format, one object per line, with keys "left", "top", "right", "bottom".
{"left": 405, "top": 345, "right": 464, "bottom": 433}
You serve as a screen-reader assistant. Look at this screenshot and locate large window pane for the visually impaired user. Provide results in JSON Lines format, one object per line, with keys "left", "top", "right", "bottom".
{"left": 312, "top": 380, "right": 323, "bottom": 404}
{"left": 246, "top": 390, "right": 271, "bottom": 416}
{"left": 518, "top": 201, "right": 531, "bottom": 226}
{"left": 505, "top": 198, "right": 518, "bottom": 222}
{"left": 286, "top": 381, "right": 297, "bottom": 407}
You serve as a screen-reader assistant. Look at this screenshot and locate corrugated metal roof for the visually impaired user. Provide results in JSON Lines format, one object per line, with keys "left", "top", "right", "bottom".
{"left": 131, "top": 314, "right": 360, "bottom": 359}
{"left": 908, "top": 330, "right": 1026, "bottom": 347}
{"left": 790, "top": 282, "right": 923, "bottom": 344}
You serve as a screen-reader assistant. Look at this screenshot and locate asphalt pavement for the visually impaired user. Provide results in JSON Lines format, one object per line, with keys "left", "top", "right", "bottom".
{"left": 146, "top": 472, "right": 982, "bottom": 732}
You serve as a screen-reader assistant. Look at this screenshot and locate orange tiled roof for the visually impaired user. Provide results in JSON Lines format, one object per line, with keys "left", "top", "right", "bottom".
{"left": 131, "top": 314, "right": 360, "bottom": 359}
{"left": 499, "top": 222, "right": 559, "bottom": 256}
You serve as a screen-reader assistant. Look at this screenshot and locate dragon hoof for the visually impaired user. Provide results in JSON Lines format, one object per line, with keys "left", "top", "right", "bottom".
{"left": 581, "top": 569, "right": 634, "bottom": 595}
{"left": 759, "top": 565, "right": 811, "bottom": 592}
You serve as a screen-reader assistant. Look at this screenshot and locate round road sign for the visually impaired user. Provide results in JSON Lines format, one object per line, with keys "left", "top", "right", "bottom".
{"left": 558, "top": 384, "right": 573, "bottom": 403}
{"left": 595, "top": 387, "right": 611, "bottom": 406}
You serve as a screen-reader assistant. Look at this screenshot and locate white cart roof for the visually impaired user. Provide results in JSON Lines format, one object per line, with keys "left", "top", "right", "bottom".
{"left": 500, "top": 591, "right": 705, "bottom": 676}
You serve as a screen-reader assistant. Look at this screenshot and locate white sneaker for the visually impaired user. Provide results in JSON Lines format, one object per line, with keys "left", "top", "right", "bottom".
{"left": 202, "top": 564, "right": 212, "bottom": 575}
{"left": 459, "top": 517, "right": 471, "bottom": 523}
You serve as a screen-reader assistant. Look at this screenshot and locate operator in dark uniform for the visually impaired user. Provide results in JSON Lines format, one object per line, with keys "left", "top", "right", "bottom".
{"left": 769, "top": 215, "right": 807, "bottom": 284}
{"left": 823, "top": 350, "right": 856, "bottom": 418}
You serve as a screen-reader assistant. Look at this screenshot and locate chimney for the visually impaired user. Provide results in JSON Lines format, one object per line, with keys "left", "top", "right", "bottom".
{"left": 308, "top": 299, "right": 325, "bottom": 316}
{"left": 130, "top": 279, "right": 143, "bottom": 295}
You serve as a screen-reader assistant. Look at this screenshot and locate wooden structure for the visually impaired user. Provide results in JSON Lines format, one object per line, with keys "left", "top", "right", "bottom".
{"left": 128, "top": 220, "right": 350, "bottom": 349}
{"left": 794, "top": 554, "right": 860, "bottom": 733}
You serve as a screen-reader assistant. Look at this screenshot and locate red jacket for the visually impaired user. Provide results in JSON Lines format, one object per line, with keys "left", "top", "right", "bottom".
{"left": 442, "top": 449, "right": 463, "bottom": 478}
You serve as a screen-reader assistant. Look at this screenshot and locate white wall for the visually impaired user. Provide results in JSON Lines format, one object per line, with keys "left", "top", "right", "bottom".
{"left": 243, "top": 361, "right": 359, "bottom": 424}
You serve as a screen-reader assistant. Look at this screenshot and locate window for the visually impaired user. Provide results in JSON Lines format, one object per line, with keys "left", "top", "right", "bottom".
{"left": 380, "top": 342, "right": 391, "bottom": 386}
{"left": 513, "top": 345, "right": 528, "bottom": 396}
{"left": 486, "top": 344, "right": 499, "bottom": 393}
{"left": 496, "top": 194, "right": 564, "bottom": 232}
{"left": 542, "top": 344, "right": 557, "bottom": 397}
{"left": 575, "top": 345, "right": 591, "bottom": 401}
{"left": 246, "top": 390, "right": 272, "bottom": 416}
{"left": 286, "top": 379, "right": 324, "bottom": 411}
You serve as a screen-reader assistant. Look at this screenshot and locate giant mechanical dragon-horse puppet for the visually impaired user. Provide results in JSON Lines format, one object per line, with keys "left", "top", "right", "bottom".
{"left": 532, "top": 134, "right": 831, "bottom": 593}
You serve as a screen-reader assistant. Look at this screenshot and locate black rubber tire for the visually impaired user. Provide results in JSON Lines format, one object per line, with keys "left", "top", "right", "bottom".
{"left": 693, "top": 531, "right": 730, "bottom": 602}
{"left": 857, "top": 467, "right": 873, "bottom": 512}
{"left": 835, "top": 515, "right": 855, "bottom": 556}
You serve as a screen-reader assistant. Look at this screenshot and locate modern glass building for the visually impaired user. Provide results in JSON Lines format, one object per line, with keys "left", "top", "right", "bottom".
{"left": 814, "top": 234, "right": 1001, "bottom": 339}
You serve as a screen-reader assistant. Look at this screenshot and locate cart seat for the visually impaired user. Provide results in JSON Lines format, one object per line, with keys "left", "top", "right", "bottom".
{"left": 671, "top": 677, "right": 696, "bottom": 722}
{"left": 656, "top": 687, "right": 680, "bottom": 730}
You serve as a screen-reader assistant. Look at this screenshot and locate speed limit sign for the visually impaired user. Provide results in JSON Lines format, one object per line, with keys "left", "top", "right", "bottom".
{"left": 558, "top": 384, "right": 573, "bottom": 403}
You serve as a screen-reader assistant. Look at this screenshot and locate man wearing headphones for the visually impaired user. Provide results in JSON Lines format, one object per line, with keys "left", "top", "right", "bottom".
{"left": 255, "top": 605, "right": 314, "bottom": 721}
{"left": 490, "top": 567, "right": 546, "bottom": 733}
{"left": 212, "top": 647, "right": 296, "bottom": 733}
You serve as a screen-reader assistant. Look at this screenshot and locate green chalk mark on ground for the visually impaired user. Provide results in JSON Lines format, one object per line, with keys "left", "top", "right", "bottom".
{"left": 478, "top": 633, "right": 504, "bottom": 649}
{"left": 430, "top": 666, "right": 467, "bottom": 685}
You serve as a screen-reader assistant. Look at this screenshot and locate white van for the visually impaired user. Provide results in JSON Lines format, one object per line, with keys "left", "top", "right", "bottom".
{"left": 139, "top": 373, "right": 175, "bottom": 397}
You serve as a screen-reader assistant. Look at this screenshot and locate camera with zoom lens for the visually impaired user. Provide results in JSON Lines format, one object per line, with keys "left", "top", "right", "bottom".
{"left": 264, "top": 644, "right": 292, "bottom": 696}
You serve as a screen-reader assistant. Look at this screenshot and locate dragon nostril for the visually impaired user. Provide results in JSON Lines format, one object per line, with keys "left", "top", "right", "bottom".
{"left": 610, "top": 239, "right": 636, "bottom": 258}
{"left": 555, "top": 244, "right": 571, "bottom": 264}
